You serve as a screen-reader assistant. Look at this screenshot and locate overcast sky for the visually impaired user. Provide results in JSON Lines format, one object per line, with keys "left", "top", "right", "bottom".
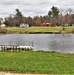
{"left": 0, "top": 0, "right": 74, "bottom": 18}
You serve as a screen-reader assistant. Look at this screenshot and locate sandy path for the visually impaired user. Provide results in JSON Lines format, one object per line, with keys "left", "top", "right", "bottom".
{"left": 0, "top": 72, "right": 51, "bottom": 75}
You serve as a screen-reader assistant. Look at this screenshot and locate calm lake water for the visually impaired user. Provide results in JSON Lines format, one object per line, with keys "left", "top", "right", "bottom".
{"left": 0, "top": 34, "right": 74, "bottom": 53}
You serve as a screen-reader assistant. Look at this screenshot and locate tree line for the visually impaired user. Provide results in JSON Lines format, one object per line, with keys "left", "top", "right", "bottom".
{"left": 1, "top": 6, "right": 74, "bottom": 27}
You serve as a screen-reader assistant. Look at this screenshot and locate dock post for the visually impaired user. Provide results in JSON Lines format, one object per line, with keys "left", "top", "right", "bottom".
{"left": 13, "top": 46, "right": 14, "bottom": 52}
{"left": 1, "top": 46, "right": 3, "bottom": 51}
{"left": 4, "top": 45, "right": 5, "bottom": 51}
{"left": 16, "top": 46, "right": 17, "bottom": 52}
{"left": 18, "top": 47, "right": 20, "bottom": 52}
{"left": 32, "top": 41, "right": 34, "bottom": 47}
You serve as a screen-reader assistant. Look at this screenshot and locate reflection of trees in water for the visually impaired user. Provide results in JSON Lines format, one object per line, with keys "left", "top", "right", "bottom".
{"left": 48, "top": 34, "right": 73, "bottom": 52}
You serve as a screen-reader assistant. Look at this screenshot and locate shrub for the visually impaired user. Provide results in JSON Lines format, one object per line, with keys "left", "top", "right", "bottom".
{"left": 72, "top": 28, "right": 74, "bottom": 33}
{"left": 0, "top": 26, "right": 7, "bottom": 33}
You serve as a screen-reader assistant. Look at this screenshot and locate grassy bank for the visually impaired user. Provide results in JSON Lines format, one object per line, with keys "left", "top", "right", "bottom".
{"left": 0, "top": 51, "right": 74, "bottom": 74}
{"left": 6, "top": 26, "right": 74, "bottom": 34}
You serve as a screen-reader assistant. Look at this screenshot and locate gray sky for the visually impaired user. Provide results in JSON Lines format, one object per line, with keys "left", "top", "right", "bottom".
{"left": 0, "top": 0, "right": 74, "bottom": 18}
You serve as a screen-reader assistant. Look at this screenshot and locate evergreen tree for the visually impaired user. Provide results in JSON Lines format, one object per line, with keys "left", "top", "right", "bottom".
{"left": 15, "top": 9, "right": 24, "bottom": 25}
{"left": 48, "top": 6, "right": 59, "bottom": 17}
{"left": 48, "top": 6, "right": 59, "bottom": 24}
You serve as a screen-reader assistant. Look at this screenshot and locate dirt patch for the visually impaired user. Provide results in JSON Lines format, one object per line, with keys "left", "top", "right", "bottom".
{"left": 0, "top": 72, "right": 50, "bottom": 75}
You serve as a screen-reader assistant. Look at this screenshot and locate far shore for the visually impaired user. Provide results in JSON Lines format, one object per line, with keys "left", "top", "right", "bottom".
{"left": 0, "top": 26, "right": 74, "bottom": 34}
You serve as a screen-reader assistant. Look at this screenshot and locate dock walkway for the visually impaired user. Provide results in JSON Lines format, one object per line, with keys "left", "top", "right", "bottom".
{"left": 0, "top": 45, "right": 34, "bottom": 52}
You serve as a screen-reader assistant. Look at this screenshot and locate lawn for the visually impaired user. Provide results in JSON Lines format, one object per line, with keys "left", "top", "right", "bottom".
{"left": 6, "top": 26, "right": 74, "bottom": 33}
{"left": 0, "top": 51, "right": 74, "bottom": 74}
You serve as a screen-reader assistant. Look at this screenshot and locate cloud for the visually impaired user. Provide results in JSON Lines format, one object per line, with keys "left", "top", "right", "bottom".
{"left": 0, "top": 0, "right": 74, "bottom": 18}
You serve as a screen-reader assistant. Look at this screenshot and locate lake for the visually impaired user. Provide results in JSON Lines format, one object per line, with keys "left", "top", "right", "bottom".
{"left": 0, "top": 34, "right": 74, "bottom": 53}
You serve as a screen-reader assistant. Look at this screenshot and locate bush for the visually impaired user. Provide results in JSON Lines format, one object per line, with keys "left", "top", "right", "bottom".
{"left": 0, "top": 26, "right": 7, "bottom": 33}
{"left": 72, "top": 28, "right": 74, "bottom": 33}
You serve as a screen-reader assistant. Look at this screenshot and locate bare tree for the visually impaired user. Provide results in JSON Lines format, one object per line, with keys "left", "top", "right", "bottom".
{"left": 67, "top": 8, "right": 73, "bottom": 24}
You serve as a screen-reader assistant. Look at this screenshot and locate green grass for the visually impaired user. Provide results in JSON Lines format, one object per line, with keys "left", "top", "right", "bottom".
{"left": 6, "top": 26, "right": 74, "bottom": 34}
{"left": 0, "top": 51, "right": 74, "bottom": 74}
{"left": 7, "top": 27, "right": 62, "bottom": 32}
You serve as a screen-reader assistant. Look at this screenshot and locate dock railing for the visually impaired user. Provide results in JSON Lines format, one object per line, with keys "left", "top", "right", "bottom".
{"left": 0, "top": 41, "right": 34, "bottom": 52}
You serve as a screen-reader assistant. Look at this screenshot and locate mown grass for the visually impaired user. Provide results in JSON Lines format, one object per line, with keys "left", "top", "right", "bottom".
{"left": 6, "top": 26, "right": 74, "bottom": 34}
{"left": 0, "top": 51, "right": 74, "bottom": 74}
{"left": 7, "top": 27, "right": 62, "bottom": 33}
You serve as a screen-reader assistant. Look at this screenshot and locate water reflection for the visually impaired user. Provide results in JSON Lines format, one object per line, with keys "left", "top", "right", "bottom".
{"left": 49, "top": 34, "right": 74, "bottom": 53}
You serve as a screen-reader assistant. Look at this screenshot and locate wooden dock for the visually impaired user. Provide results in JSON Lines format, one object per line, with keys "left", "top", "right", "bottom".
{"left": 0, "top": 45, "right": 34, "bottom": 52}
{"left": 0, "top": 41, "right": 34, "bottom": 52}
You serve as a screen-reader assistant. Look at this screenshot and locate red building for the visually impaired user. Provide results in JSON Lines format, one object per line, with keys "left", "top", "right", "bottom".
{"left": 40, "top": 23, "right": 56, "bottom": 27}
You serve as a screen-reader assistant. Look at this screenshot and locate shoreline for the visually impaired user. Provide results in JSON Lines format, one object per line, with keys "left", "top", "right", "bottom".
{"left": 1, "top": 30, "right": 74, "bottom": 34}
